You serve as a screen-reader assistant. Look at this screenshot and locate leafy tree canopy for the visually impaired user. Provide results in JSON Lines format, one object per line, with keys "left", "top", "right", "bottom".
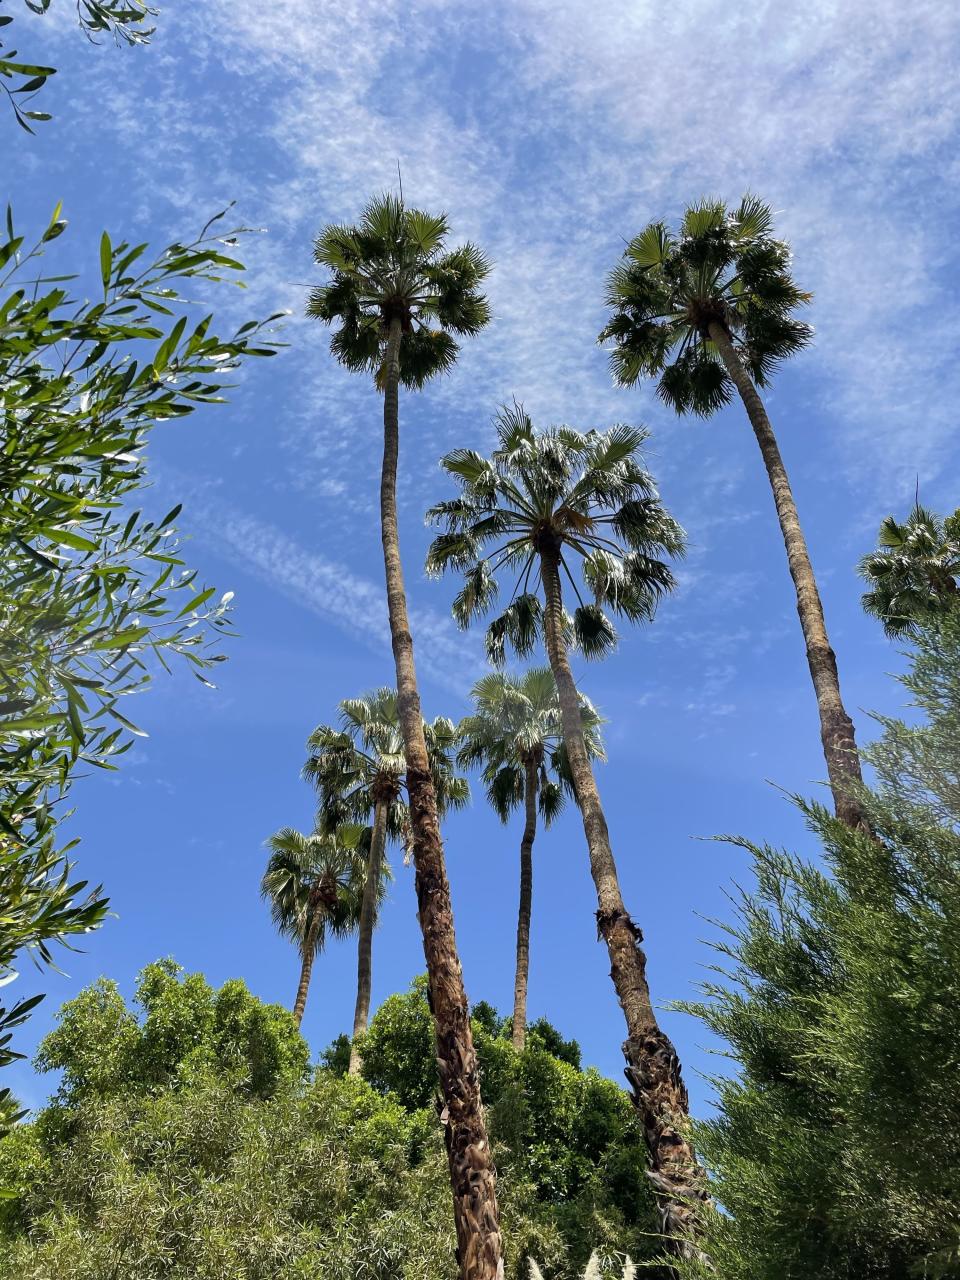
{"left": 35, "top": 958, "right": 310, "bottom": 1103}
{"left": 344, "top": 976, "right": 662, "bottom": 1274}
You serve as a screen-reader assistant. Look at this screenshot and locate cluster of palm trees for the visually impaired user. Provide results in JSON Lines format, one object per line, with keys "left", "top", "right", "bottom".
{"left": 259, "top": 192, "right": 871, "bottom": 1278}
{"left": 261, "top": 671, "right": 600, "bottom": 1057}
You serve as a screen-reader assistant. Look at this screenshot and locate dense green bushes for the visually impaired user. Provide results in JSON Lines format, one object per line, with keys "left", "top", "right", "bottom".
{"left": 0, "top": 964, "right": 658, "bottom": 1279}
{"left": 350, "top": 977, "right": 658, "bottom": 1272}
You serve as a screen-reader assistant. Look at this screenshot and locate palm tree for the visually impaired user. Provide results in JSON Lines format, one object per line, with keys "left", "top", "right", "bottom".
{"left": 859, "top": 504, "right": 960, "bottom": 637}
{"left": 599, "top": 195, "right": 865, "bottom": 829}
{"left": 457, "top": 668, "right": 604, "bottom": 1051}
{"left": 307, "top": 195, "right": 500, "bottom": 1280}
{"left": 426, "top": 406, "right": 707, "bottom": 1255}
{"left": 305, "top": 688, "right": 469, "bottom": 1075}
{"left": 260, "top": 826, "right": 363, "bottom": 1026}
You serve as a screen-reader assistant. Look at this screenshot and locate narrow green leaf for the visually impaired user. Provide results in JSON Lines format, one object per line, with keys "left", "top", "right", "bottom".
{"left": 100, "top": 231, "right": 112, "bottom": 293}
{"left": 175, "top": 586, "right": 216, "bottom": 618}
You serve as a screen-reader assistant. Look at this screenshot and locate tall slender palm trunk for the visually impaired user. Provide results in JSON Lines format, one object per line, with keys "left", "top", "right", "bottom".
{"left": 379, "top": 316, "right": 503, "bottom": 1280}
{"left": 708, "top": 321, "right": 864, "bottom": 830}
{"left": 293, "top": 898, "right": 323, "bottom": 1027}
{"left": 538, "top": 539, "right": 707, "bottom": 1256}
{"left": 511, "top": 758, "right": 538, "bottom": 1052}
{"left": 348, "top": 797, "right": 388, "bottom": 1076}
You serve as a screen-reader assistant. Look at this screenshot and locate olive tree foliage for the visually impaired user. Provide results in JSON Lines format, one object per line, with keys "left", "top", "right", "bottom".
{"left": 676, "top": 615, "right": 960, "bottom": 1280}
{"left": 0, "top": 205, "right": 280, "bottom": 1123}
{"left": 1, "top": 0, "right": 156, "bottom": 131}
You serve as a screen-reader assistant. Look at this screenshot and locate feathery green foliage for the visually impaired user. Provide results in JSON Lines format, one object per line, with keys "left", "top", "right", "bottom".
{"left": 0, "top": 964, "right": 459, "bottom": 1279}
{"left": 599, "top": 195, "right": 811, "bottom": 413}
{"left": 342, "top": 977, "right": 663, "bottom": 1277}
{"left": 425, "top": 404, "right": 684, "bottom": 662}
{"left": 457, "top": 667, "right": 604, "bottom": 824}
{"left": 677, "top": 614, "right": 960, "bottom": 1278}
{"left": 859, "top": 503, "right": 960, "bottom": 638}
{"left": 1, "top": 968, "right": 663, "bottom": 1280}
{"left": 308, "top": 193, "right": 490, "bottom": 389}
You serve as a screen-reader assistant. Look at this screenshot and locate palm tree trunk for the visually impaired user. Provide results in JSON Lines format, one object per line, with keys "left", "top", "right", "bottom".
{"left": 293, "top": 899, "right": 323, "bottom": 1027}
{"left": 538, "top": 541, "right": 707, "bottom": 1256}
{"left": 379, "top": 316, "right": 503, "bottom": 1280}
{"left": 349, "top": 797, "right": 388, "bottom": 1075}
{"left": 708, "top": 321, "right": 865, "bottom": 830}
{"left": 511, "top": 759, "right": 538, "bottom": 1052}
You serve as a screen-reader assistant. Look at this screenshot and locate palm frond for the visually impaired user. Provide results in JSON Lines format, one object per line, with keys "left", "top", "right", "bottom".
{"left": 486, "top": 593, "right": 542, "bottom": 665}
{"left": 573, "top": 604, "right": 618, "bottom": 658}
{"left": 626, "top": 220, "right": 673, "bottom": 268}
{"left": 538, "top": 777, "right": 565, "bottom": 827}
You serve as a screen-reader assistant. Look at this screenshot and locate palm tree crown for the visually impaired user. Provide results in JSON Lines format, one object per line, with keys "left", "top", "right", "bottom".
{"left": 860, "top": 505, "right": 960, "bottom": 637}
{"left": 305, "top": 687, "right": 469, "bottom": 840}
{"left": 457, "top": 667, "right": 604, "bottom": 824}
{"left": 425, "top": 404, "right": 685, "bottom": 661}
{"left": 260, "top": 827, "right": 363, "bottom": 955}
{"left": 307, "top": 193, "right": 491, "bottom": 389}
{"left": 599, "top": 195, "right": 812, "bottom": 414}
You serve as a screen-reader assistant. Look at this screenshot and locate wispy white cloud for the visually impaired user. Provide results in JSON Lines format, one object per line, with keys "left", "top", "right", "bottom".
{"left": 185, "top": 490, "right": 484, "bottom": 698}
{"left": 117, "top": 0, "right": 960, "bottom": 509}
{"left": 34, "top": 0, "right": 960, "bottom": 685}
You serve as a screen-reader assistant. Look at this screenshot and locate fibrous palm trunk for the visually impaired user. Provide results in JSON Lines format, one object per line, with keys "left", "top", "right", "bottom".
{"left": 379, "top": 316, "right": 503, "bottom": 1280}
{"left": 538, "top": 541, "right": 706, "bottom": 1256}
{"left": 348, "top": 796, "right": 388, "bottom": 1076}
{"left": 709, "top": 321, "right": 864, "bottom": 830}
{"left": 511, "top": 758, "right": 538, "bottom": 1052}
{"left": 293, "top": 896, "right": 323, "bottom": 1028}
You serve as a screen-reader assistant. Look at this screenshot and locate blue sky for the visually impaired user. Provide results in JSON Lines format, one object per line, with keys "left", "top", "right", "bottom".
{"left": 6, "top": 0, "right": 960, "bottom": 1115}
